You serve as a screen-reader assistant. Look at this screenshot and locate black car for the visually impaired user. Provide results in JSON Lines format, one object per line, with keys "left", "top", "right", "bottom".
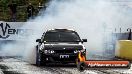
{"left": 36, "top": 29, "right": 87, "bottom": 66}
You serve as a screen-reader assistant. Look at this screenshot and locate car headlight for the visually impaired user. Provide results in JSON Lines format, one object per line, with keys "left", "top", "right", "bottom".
{"left": 44, "top": 50, "right": 55, "bottom": 54}
{"left": 74, "top": 50, "right": 80, "bottom": 53}
{"left": 81, "top": 49, "right": 85, "bottom": 53}
{"left": 74, "top": 49, "right": 85, "bottom": 53}
{"left": 50, "top": 50, "right": 55, "bottom": 53}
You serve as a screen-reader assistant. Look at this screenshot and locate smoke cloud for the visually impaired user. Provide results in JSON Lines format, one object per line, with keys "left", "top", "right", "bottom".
{"left": 1, "top": 0, "right": 132, "bottom": 64}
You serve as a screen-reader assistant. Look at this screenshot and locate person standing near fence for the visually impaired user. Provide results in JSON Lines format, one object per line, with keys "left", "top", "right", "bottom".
{"left": 27, "top": 3, "right": 34, "bottom": 19}
{"left": 38, "top": 3, "right": 42, "bottom": 11}
{"left": 8, "top": 2, "right": 17, "bottom": 22}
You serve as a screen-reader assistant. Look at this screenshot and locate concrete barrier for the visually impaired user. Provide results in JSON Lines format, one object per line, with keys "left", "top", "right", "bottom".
{"left": 115, "top": 40, "right": 132, "bottom": 60}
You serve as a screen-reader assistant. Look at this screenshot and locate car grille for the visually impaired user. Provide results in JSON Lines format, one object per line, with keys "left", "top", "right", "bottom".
{"left": 55, "top": 50, "right": 74, "bottom": 54}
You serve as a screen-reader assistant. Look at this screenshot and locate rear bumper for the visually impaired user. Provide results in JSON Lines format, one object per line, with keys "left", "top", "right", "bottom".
{"left": 41, "top": 53, "right": 78, "bottom": 63}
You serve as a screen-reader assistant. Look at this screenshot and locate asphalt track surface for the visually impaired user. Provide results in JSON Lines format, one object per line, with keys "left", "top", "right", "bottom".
{"left": 0, "top": 57, "right": 131, "bottom": 74}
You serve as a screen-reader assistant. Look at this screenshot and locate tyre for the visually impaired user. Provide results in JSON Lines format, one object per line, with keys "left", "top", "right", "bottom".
{"left": 36, "top": 46, "right": 43, "bottom": 66}
{"left": 77, "top": 62, "right": 86, "bottom": 71}
{"left": 76, "top": 58, "right": 79, "bottom": 65}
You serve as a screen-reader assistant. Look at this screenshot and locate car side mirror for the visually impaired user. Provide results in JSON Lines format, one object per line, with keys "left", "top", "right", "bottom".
{"left": 36, "top": 39, "right": 41, "bottom": 43}
{"left": 82, "top": 39, "right": 87, "bottom": 42}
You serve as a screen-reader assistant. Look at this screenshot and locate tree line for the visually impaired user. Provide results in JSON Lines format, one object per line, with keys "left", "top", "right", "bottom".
{"left": 0, "top": 0, "right": 50, "bottom": 21}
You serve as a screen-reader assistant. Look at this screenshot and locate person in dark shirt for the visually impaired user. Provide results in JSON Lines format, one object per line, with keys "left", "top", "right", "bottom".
{"left": 8, "top": 3, "right": 17, "bottom": 22}
{"left": 38, "top": 3, "right": 44, "bottom": 11}
{"left": 27, "top": 3, "right": 34, "bottom": 19}
{"left": 37, "top": 2, "right": 44, "bottom": 15}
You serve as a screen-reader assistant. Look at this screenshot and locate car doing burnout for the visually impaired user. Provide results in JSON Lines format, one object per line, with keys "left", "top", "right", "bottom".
{"left": 36, "top": 29, "right": 87, "bottom": 66}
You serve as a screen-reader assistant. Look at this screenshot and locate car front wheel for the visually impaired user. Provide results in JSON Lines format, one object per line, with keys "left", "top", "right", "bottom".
{"left": 36, "top": 46, "right": 43, "bottom": 66}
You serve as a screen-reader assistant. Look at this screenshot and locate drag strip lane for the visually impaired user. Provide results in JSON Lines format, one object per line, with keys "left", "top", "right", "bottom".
{"left": 0, "top": 57, "right": 104, "bottom": 74}
{"left": 0, "top": 57, "right": 131, "bottom": 74}
{"left": 0, "top": 57, "right": 24, "bottom": 74}
{"left": 0, "top": 57, "right": 77, "bottom": 74}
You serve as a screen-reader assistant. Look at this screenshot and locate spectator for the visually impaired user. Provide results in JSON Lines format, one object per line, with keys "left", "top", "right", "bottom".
{"left": 8, "top": 2, "right": 17, "bottom": 22}
{"left": 37, "top": 2, "right": 44, "bottom": 15}
{"left": 38, "top": 3, "right": 43, "bottom": 11}
{"left": 27, "top": 3, "right": 34, "bottom": 19}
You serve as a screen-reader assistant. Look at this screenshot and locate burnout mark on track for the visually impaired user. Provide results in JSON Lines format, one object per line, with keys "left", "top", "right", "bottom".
{"left": 0, "top": 65, "right": 9, "bottom": 70}
{"left": 0, "top": 64, "right": 24, "bottom": 74}
{"left": 40, "top": 64, "right": 76, "bottom": 74}
{"left": 41, "top": 67, "right": 62, "bottom": 74}
{"left": 2, "top": 71, "right": 25, "bottom": 74}
{"left": 0, "top": 57, "right": 24, "bottom": 74}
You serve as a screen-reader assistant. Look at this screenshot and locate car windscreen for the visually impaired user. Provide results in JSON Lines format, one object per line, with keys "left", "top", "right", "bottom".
{"left": 44, "top": 31, "right": 81, "bottom": 42}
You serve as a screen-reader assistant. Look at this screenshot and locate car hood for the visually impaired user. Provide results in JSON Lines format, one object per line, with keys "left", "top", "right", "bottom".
{"left": 44, "top": 42, "right": 83, "bottom": 50}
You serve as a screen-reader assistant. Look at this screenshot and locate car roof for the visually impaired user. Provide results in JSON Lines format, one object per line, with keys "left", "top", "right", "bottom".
{"left": 47, "top": 29, "right": 75, "bottom": 32}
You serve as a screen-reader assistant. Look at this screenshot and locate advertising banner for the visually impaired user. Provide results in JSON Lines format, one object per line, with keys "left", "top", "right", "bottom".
{"left": 0, "top": 22, "right": 35, "bottom": 40}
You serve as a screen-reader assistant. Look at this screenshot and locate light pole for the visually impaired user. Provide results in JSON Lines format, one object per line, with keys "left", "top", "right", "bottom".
{"left": 127, "top": 28, "right": 131, "bottom": 40}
